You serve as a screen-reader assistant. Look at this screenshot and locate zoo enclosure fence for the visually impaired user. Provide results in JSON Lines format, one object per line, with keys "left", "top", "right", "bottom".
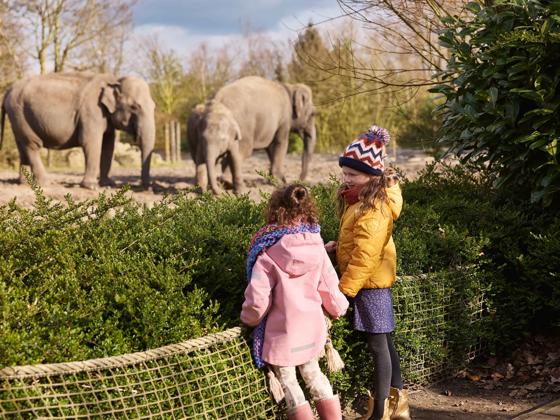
{"left": 0, "top": 270, "right": 486, "bottom": 419}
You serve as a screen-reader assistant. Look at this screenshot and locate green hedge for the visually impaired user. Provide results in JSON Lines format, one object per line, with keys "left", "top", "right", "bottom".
{"left": 401, "top": 163, "right": 560, "bottom": 347}
{"left": 1, "top": 164, "right": 558, "bottom": 401}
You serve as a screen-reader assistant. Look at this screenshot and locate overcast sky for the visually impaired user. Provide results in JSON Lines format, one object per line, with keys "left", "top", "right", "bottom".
{"left": 132, "top": 0, "right": 342, "bottom": 56}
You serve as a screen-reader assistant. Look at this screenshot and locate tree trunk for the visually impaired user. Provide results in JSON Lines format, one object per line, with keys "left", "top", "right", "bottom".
{"left": 170, "top": 120, "right": 176, "bottom": 162}
{"left": 175, "top": 121, "right": 181, "bottom": 162}
{"left": 164, "top": 122, "right": 170, "bottom": 162}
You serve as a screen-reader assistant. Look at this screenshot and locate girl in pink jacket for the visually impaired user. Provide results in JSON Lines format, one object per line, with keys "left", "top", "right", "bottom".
{"left": 241, "top": 184, "right": 349, "bottom": 420}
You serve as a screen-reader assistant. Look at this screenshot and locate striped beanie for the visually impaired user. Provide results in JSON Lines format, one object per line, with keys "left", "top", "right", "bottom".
{"left": 339, "top": 125, "right": 390, "bottom": 176}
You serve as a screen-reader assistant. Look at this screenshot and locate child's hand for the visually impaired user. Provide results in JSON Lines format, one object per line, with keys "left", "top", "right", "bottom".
{"left": 325, "top": 241, "right": 337, "bottom": 253}
{"left": 385, "top": 167, "right": 400, "bottom": 187}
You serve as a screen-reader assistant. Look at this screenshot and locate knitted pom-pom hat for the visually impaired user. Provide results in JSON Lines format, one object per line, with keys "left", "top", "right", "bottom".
{"left": 339, "top": 125, "right": 390, "bottom": 176}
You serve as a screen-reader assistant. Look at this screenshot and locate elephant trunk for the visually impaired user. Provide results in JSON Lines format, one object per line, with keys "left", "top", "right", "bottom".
{"left": 137, "top": 116, "right": 155, "bottom": 190}
{"left": 205, "top": 144, "right": 222, "bottom": 195}
{"left": 300, "top": 118, "right": 317, "bottom": 181}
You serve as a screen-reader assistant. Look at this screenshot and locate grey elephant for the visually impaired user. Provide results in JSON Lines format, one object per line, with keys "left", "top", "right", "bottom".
{"left": 187, "top": 101, "right": 242, "bottom": 194}
{"left": 187, "top": 103, "right": 209, "bottom": 190}
{"left": 194, "top": 76, "right": 316, "bottom": 194}
{"left": 0, "top": 72, "right": 156, "bottom": 189}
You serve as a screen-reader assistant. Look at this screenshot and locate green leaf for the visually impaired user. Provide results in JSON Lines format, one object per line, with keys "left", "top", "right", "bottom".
{"left": 529, "top": 139, "right": 550, "bottom": 150}
{"left": 465, "top": 2, "right": 482, "bottom": 14}
{"left": 510, "top": 88, "right": 544, "bottom": 103}
{"left": 489, "top": 87, "right": 499, "bottom": 106}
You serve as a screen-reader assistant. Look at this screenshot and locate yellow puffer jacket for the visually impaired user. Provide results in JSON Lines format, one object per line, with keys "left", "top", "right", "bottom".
{"left": 336, "top": 184, "right": 403, "bottom": 297}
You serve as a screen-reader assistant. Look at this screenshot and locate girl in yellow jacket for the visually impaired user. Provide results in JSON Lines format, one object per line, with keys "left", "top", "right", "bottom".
{"left": 325, "top": 125, "right": 411, "bottom": 420}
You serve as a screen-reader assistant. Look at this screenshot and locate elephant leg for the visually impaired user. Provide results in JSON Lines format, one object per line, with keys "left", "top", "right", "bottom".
{"left": 206, "top": 152, "right": 223, "bottom": 195}
{"left": 218, "top": 155, "right": 234, "bottom": 190}
{"left": 268, "top": 125, "right": 290, "bottom": 183}
{"left": 229, "top": 145, "right": 245, "bottom": 194}
{"left": 26, "top": 146, "right": 48, "bottom": 186}
{"left": 99, "top": 129, "right": 116, "bottom": 187}
{"left": 12, "top": 123, "right": 48, "bottom": 185}
{"left": 80, "top": 126, "right": 103, "bottom": 190}
{"left": 15, "top": 139, "right": 31, "bottom": 184}
{"left": 195, "top": 162, "right": 208, "bottom": 190}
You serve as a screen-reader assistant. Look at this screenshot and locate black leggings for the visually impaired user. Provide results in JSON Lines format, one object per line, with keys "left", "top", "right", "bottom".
{"left": 366, "top": 333, "right": 403, "bottom": 401}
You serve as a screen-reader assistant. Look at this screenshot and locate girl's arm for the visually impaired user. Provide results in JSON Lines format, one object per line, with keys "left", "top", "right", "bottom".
{"left": 339, "top": 211, "right": 390, "bottom": 297}
{"left": 240, "top": 256, "right": 275, "bottom": 327}
{"left": 386, "top": 183, "right": 403, "bottom": 220}
{"left": 318, "top": 250, "right": 349, "bottom": 319}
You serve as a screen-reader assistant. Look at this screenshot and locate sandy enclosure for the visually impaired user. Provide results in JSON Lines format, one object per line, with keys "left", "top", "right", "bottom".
{"left": 0, "top": 149, "right": 434, "bottom": 207}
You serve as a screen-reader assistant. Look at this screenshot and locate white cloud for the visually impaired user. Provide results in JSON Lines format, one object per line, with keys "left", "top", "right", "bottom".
{"left": 132, "top": 4, "right": 343, "bottom": 58}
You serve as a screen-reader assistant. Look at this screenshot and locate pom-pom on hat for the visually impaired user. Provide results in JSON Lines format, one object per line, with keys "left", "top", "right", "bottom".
{"left": 339, "top": 125, "right": 390, "bottom": 175}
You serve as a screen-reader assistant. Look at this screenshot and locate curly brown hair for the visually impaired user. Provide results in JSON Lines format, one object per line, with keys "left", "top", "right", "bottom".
{"left": 266, "top": 184, "right": 319, "bottom": 225}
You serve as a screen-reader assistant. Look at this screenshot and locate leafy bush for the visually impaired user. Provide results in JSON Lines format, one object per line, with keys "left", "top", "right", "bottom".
{"left": 403, "top": 162, "right": 560, "bottom": 349}
{"left": 433, "top": 1, "right": 560, "bottom": 206}
{"left": 0, "top": 183, "right": 222, "bottom": 366}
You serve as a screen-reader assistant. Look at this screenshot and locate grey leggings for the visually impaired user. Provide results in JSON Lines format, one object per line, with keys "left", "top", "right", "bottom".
{"left": 366, "top": 332, "right": 403, "bottom": 401}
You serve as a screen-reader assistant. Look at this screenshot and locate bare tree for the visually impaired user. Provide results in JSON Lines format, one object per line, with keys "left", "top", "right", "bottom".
{"left": 299, "top": 0, "right": 473, "bottom": 94}
{"left": 0, "top": 1, "right": 25, "bottom": 87}
{"left": 237, "top": 24, "right": 287, "bottom": 80}
{"left": 9, "top": 0, "right": 135, "bottom": 74}
{"left": 185, "top": 42, "right": 235, "bottom": 105}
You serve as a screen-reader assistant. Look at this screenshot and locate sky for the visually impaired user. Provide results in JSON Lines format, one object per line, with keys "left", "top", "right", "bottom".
{"left": 131, "top": 0, "right": 343, "bottom": 56}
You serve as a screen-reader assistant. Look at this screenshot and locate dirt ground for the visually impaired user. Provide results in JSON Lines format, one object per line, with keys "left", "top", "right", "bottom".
{"left": 345, "top": 333, "right": 560, "bottom": 419}
{"left": 0, "top": 148, "right": 433, "bottom": 207}
{"left": 1, "top": 149, "right": 558, "bottom": 419}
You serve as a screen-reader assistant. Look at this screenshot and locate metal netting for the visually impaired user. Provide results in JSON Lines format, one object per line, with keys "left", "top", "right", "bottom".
{"left": 0, "top": 270, "right": 487, "bottom": 418}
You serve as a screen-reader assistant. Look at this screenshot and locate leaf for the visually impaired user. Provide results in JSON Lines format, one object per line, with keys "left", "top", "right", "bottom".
{"left": 489, "top": 87, "right": 499, "bottom": 106}
{"left": 510, "top": 88, "right": 544, "bottom": 103}
{"left": 529, "top": 139, "right": 549, "bottom": 150}
{"left": 465, "top": 2, "right": 482, "bottom": 14}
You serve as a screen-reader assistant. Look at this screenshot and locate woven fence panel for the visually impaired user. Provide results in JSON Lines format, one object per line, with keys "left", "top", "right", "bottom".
{"left": 393, "top": 270, "right": 486, "bottom": 385}
{"left": 0, "top": 328, "right": 278, "bottom": 419}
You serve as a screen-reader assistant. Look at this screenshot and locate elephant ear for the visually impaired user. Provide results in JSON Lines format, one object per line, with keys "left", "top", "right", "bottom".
{"left": 293, "top": 85, "right": 312, "bottom": 121}
{"left": 100, "top": 85, "right": 120, "bottom": 113}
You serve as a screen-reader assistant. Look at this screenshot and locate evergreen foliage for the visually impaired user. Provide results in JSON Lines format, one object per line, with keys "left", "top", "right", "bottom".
{"left": 433, "top": 0, "right": 560, "bottom": 206}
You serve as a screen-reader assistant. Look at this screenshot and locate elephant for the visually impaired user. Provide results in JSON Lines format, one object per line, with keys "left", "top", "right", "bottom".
{"left": 0, "top": 72, "right": 156, "bottom": 189}
{"left": 195, "top": 76, "right": 316, "bottom": 194}
{"left": 187, "top": 103, "right": 209, "bottom": 191}
{"left": 187, "top": 101, "right": 242, "bottom": 194}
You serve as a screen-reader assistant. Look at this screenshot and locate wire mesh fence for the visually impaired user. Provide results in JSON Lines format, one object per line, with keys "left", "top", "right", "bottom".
{"left": 0, "top": 269, "right": 487, "bottom": 418}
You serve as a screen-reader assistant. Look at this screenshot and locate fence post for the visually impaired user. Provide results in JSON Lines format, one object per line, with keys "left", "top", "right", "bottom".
{"left": 164, "top": 122, "right": 170, "bottom": 162}
{"left": 170, "top": 121, "right": 176, "bottom": 163}
{"left": 175, "top": 121, "right": 181, "bottom": 162}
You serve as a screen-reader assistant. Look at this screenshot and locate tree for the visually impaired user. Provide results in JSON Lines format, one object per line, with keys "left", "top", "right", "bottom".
{"left": 183, "top": 43, "right": 234, "bottom": 109}
{"left": 288, "top": 23, "right": 406, "bottom": 152}
{"left": 0, "top": 1, "right": 24, "bottom": 89}
{"left": 10, "top": 0, "right": 135, "bottom": 74}
{"left": 432, "top": 1, "right": 560, "bottom": 205}
{"left": 144, "top": 38, "right": 184, "bottom": 118}
{"left": 333, "top": 0, "right": 471, "bottom": 92}
{"left": 237, "top": 28, "right": 285, "bottom": 80}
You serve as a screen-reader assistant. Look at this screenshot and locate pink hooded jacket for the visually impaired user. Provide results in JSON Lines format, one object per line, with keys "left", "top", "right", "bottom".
{"left": 241, "top": 232, "right": 349, "bottom": 367}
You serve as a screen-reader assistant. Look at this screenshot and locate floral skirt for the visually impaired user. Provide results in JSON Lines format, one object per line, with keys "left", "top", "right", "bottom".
{"left": 353, "top": 288, "right": 395, "bottom": 333}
